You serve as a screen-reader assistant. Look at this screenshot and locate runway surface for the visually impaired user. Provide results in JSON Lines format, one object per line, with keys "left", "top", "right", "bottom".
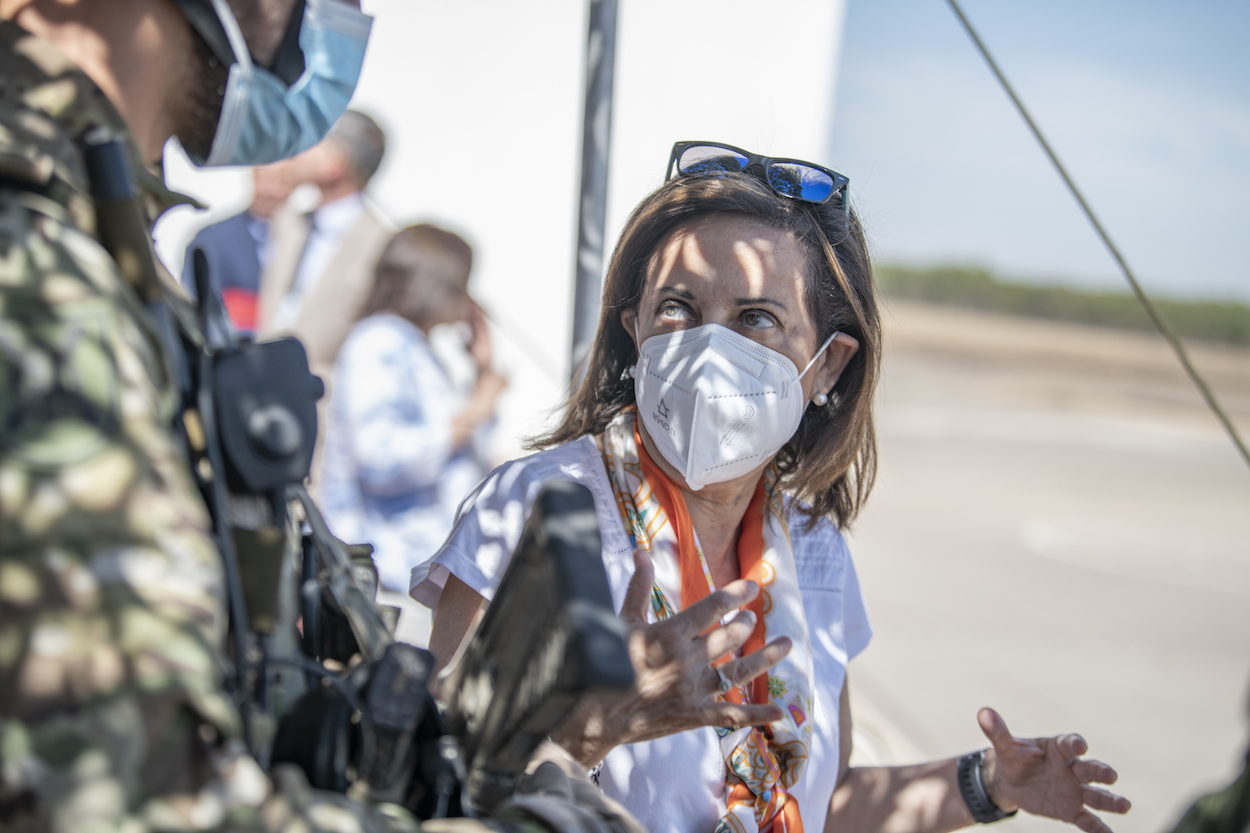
{"left": 846, "top": 300, "right": 1250, "bottom": 832}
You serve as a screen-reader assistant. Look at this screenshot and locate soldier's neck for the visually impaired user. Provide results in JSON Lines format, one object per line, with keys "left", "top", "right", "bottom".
{"left": 1, "top": 0, "right": 193, "bottom": 164}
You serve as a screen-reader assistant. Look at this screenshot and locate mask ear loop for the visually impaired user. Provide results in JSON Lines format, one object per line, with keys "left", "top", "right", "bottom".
{"left": 799, "top": 330, "right": 840, "bottom": 379}
{"left": 799, "top": 330, "right": 840, "bottom": 408}
{"left": 208, "top": 0, "right": 253, "bottom": 72}
{"left": 205, "top": 0, "right": 255, "bottom": 166}
{"left": 622, "top": 317, "right": 641, "bottom": 380}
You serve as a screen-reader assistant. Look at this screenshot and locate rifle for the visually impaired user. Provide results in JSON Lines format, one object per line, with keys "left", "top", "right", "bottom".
{"left": 83, "top": 137, "right": 635, "bottom": 819}
{"left": 441, "top": 480, "right": 636, "bottom": 813}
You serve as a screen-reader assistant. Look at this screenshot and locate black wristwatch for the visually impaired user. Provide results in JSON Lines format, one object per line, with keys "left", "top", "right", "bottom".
{"left": 957, "top": 750, "right": 1018, "bottom": 824}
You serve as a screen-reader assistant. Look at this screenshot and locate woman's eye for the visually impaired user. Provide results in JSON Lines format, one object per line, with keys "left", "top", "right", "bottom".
{"left": 742, "top": 311, "right": 776, "bottom": 329}
{"left": 660, "top": 303, "right": 691, "bottom": 321}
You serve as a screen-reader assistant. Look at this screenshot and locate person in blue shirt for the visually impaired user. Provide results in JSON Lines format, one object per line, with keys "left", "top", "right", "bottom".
{"left": 321, "top": 223, "right": 507, "bottom": 594}
{"left": 181, "top": 162, "right": 296, "bottom": 333}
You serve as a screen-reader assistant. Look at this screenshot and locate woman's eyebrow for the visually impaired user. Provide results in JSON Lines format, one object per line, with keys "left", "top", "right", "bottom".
{"left": 735, "top": 296, "right": 787, "bottom": 310}
{"left": 658, "top": 287, "right": 696, "bottom": 300}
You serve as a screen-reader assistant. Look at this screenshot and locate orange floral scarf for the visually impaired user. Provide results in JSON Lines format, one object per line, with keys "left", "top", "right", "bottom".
{"left": 601, "top": 409, "right": 814, "bottom": 833}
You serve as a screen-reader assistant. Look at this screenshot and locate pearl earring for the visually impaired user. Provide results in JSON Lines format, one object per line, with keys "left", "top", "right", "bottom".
{"left": 812, "top": 392, "right": 829, "bottom": 407}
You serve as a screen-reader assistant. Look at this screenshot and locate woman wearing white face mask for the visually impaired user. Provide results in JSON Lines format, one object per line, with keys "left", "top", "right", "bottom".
{"left": 412, "top": 143, "right": 1130, "bottom": 833}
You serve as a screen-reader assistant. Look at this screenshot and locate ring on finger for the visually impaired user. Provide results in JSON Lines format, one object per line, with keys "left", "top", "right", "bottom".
{"left": 713, "top": 664, "right": 734, "bottom": 696}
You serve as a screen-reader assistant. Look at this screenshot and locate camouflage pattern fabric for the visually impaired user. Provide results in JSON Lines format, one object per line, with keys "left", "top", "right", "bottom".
{"left": 1167, "top": 750, "right": 1250, "bottom": 833}
{"left": 0, "top": 20, "right": 424, "bottom": 832}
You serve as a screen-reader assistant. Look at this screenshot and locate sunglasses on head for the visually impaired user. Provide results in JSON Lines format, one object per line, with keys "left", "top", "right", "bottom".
{"left": 666, "top": 141, "right": 851, "bottom": 228}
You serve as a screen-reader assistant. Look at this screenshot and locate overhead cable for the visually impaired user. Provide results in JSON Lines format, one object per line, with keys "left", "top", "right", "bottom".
{"left": 945, "top": 0, "right": 1250, "bottom": 472}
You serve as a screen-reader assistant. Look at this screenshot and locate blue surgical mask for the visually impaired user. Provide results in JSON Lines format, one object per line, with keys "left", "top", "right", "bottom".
{"left": 199, "top": 0, "right": 372, "bottom": 167}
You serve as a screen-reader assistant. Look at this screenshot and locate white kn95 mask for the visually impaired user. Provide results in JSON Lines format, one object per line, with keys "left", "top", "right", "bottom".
{"left": 633, "top": 323, "right": 838, "bottom": 491}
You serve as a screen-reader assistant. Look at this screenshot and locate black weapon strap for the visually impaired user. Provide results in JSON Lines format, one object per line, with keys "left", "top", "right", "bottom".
{"left": 82, "top": 132, "right": 258, "bottom": 747}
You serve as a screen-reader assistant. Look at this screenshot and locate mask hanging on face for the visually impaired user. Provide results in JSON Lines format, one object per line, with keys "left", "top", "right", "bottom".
{"left": 632, "top": 323, "right": 838, "bottom": 491}
{"left": 193, "top": 0, "right": 372, "bottom": 167}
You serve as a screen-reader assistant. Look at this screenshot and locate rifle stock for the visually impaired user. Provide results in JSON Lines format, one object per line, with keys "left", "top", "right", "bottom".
{"left": 443, "top": 480, "right": 635, "bottom": 813}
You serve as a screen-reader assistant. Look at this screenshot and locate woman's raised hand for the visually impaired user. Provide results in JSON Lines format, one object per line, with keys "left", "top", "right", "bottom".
{"left": 980, "top": 707, "right": 1131, "bottom": 833}
{"left": 467, "top": 302, "right": 493, "bottom": 371}
{"left": 552, "top": 550, "right": 792, "bottom": 768}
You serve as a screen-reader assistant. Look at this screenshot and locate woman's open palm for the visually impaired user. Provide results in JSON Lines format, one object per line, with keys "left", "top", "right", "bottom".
{"left": 981, "top": 708, "right": 1131, "bottom": 833}
{"left": 552, "top": 550, "right": 792, "bottom": 767}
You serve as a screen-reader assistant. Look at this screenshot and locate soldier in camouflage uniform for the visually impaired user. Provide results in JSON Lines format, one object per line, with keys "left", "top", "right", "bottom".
{"left": 0, "top": 8, "right": 416, "bottom": 831}
{"left": 0, "top": 5, "right": 642, "bottom": 833}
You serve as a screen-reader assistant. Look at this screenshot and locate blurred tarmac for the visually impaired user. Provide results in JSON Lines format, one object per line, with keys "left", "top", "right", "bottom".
{"left": 846, "top": 300, "right": 1250, "bottom": 832}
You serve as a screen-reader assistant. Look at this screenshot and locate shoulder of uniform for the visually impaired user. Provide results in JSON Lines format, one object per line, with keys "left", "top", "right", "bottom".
{"left": 0, "top": 21, "right": 190, "bottom": 230}
{"left": 0, "top": 23, "right": 104, "bottom": 195}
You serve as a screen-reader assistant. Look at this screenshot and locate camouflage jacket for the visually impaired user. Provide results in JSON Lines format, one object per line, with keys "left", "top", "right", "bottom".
{"left": 0, "top": 20, "right": 425, "bottom": 833}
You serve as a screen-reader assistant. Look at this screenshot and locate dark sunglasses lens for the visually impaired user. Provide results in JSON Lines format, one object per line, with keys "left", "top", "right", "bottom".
{"left": 769, "top": 163, "right": 835, "bottom": 202}
{"left": 678, "top": 145, "right": 750, "bottom": 176}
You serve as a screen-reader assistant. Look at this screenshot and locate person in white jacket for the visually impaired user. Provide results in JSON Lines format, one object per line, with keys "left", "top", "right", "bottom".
{"left": 322, "top": 223, "right": 505, "bottom": 592}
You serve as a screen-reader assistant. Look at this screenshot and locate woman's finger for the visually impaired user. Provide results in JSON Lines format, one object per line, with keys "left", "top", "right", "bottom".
{"left": 721, "top": 637, "right": 793, "bottom": 686}
{"left": 703, "top": 610, "right": 757, "bottom": 661}
{"left": 669, "top": 580, "right": 759, "bottom": 640}
{"left": 976, "top": 707, "right": 1014, "bottom": 751}
{"left": 1073, "top": 809, "right": 1114, "bottom": 833}
{"left": 700, "top": 702, "right": 786, "bottom": 730}
{"left": 620, "top": 550, "right": 655, "bottom": 624}
{"left": 1073, "top": 759, "right": 1119, "bottom": 786}
{"left": 627, "top": 703, "right": 786, "bottom": 744}
{"left": 1082, "top": 786, "right": 1131, "bottom": 815}
{"left": 1057, "top": 733, "right": 1090, "bottom": 759}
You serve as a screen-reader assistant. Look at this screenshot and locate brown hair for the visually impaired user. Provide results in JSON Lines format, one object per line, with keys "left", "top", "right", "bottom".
{"left": 536, "top": 173, "right": 881, "bottom": 529}
{"left": 359, "top": 224, "right": 473, "bottom": 331}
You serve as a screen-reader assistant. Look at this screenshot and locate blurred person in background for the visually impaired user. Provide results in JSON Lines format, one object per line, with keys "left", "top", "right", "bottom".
{"left": 258, "top": 108, "right": 388, "bottom": 488}
{"left": 180, "top": 161, "right": 298, "bottom": 333}
{"left": 321, "top": 224, "right": 506, "bottom": 615}
{"left": 258, "top": 108, "right": 389, "bottom": 384}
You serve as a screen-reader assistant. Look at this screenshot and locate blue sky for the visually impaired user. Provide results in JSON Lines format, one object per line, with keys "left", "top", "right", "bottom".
{"left": 829, "top": 0, "right": 1250, "bottom": 302}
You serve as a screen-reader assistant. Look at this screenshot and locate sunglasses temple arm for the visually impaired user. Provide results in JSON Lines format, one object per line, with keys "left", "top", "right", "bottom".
{"left": 841, "top": 186, "right": 850, "bottom": 233}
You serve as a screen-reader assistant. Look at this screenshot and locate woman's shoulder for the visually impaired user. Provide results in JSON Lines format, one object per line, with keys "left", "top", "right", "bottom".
{"left": 412, "top": 436, "right": 622, "bottom": 605}
{"left": 471, "top": 436, "right": 606, "bottom": 502}
{"left": 784, "top": 497, "right": 851, "bottom": 592}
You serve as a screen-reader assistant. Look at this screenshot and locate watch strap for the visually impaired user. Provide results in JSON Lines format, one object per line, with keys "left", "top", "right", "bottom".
{"left": 957, "top": 750, "right": 1018, "bottom": 824}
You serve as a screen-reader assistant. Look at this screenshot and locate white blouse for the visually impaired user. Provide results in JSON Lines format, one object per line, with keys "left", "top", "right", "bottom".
{"left": 411, "top": 435, "right": 873, "bottom": 833}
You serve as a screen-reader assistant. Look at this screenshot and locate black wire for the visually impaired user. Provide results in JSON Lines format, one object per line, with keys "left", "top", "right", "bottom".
{"left": 945, "top": 0, "right": 1250, "bottom": 473}
{"left": 267, "top": 657, "right": 378, "bottom": 786}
